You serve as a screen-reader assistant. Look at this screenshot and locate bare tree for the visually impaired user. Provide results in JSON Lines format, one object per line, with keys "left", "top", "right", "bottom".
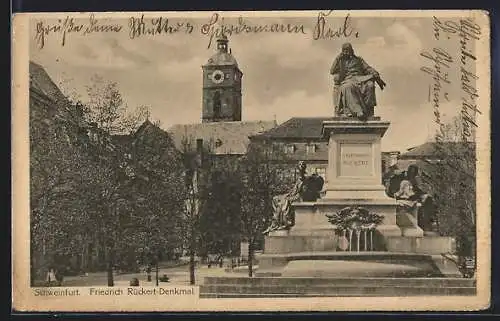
{"left": 83, "top": 74, "right": 149, "bottom": 135}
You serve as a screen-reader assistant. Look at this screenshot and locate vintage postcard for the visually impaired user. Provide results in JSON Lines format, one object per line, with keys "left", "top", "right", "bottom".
{"left": 12, "top": 10, "right": 490, "bottom": 312}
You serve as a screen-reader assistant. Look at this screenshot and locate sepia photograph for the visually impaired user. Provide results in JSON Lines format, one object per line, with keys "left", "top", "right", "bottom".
{"left": 12, "top": 10, "right": 490, "bottom": 311}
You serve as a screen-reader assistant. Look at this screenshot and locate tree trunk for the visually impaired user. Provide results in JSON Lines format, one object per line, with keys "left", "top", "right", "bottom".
{"left": 81, "top": 244, "right": 86, "bottom": 272}
{"left": 189, "top": 215, "right": 196, "bottom": 284}
{"left": 155, "top": 261, "right": 159, "bottom": 286}
{"left": 189, "top": 249, "right": 196, "bottom": 285}
{"left": 106, "top": 245, "right": 114, "bottom": 286}
{"left": 107, "top": 261, "right": 114, "bottom": 286}
{"left": 30, "top": 245, "right": 36, "bottom": 286}
{"left": 247, "top": 240, "right": 253, "bottom": 277}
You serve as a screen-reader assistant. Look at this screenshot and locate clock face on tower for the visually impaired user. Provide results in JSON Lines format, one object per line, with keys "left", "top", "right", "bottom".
{"left": 202, "top": 64, "right": 242, "bottom": 122}
{"left": 211, "top": 70, "right": 225, "bottom": 84}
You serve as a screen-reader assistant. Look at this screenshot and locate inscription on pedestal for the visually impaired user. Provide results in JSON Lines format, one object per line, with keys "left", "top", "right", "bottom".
{"left": 339, "top": 143, "right": 373, "bottom": 177}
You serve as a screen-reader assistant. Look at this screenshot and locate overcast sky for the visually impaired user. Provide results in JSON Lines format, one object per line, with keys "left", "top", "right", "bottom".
{"left": 29, "top": 12, "right": 476, "bottom": 152}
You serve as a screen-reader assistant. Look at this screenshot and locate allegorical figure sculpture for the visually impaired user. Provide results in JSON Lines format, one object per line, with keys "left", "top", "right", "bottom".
{"left": 386, "top": 164, "right": 438, "bottom": 232}
{"left": 330, "top": 42, "right": 386, "bottom": 120}
{"left": 263, "top": 162, "right": 324, "bottom": 234}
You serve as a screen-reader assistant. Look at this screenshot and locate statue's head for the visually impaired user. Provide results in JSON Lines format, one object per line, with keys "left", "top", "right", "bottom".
{"left": 341, "top": 43, "right": 354, "bottom": 58}
{"left": 298, "top": 161, "right": 307, "bottom": 174}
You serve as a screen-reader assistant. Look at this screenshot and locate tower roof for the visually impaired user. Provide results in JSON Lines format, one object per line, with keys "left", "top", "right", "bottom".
{"left": 217, "top": 33, "right": 228, "bottom": 42}
{"left": 206, "top": 53, "right": 239, "bottom": 67}
{"left": 205, "top": 34, "right": 238, "bottom": 67}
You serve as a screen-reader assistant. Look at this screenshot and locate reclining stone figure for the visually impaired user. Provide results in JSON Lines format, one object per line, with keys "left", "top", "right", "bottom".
{"left": 386, "top": 164, "right": 438, "bottom": 232}
{"left": 263, "top": 162, "right": 324, "bottom": 234}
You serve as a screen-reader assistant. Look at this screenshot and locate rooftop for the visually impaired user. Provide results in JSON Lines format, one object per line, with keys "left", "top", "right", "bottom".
{"left": 29, "top": 61, "right": 68, "bottom": 104}
{"left": 167, "top": 120, "right": 277, "bottom": 155}
{"left": 251, "top": 117, "right": 333, "bottom": 139}
{"left": 400, "top": 141, "right": 476, "bottom": 159}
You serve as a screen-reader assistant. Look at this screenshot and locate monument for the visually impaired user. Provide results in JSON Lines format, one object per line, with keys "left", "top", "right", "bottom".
{"left": 201, "top": 43, "right": 471, "bottom": 297}
{"left": 255, "top": 42, "right": 456, "bottom": 278}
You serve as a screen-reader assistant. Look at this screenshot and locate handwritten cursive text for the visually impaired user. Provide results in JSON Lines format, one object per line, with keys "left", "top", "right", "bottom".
{"left": 128, "top": 15, "right": 194, "bottom": 39}
{"left": 200, "top": 13, "right": 306, "bottom": 49}
{"left": 35, "top": 14, "right": 123, "bottom": 49}
{"left": 420, "top": 47, "right": 453, "bottom": 133}
{"left": 312, "top": 11, "right": 359, "bottom": 41}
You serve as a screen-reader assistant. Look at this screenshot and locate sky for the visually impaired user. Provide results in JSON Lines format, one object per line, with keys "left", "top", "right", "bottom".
{"left": 29, "top": 11, "right": 477, "bottom": 152}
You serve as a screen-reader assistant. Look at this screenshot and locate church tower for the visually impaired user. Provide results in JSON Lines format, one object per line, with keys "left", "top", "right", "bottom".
{"left": 202, "top": 34, "right": 243, "bottom": 123}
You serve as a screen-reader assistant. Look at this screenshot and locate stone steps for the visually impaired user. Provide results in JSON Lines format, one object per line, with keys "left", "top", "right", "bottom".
{"left": 200, "top": 285, "right": 476, "bottom": 297}
{"left": 199, "top": 277, "right": 476, "bottom": 298}
{"left": 204, "top": 276, "right": 475, "bottom": 287}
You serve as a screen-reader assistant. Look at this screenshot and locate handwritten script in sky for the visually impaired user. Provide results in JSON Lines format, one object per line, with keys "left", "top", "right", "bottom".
{"left": 420, "top": 16, "right": 481, "bottom": 142}
{"left": 34, "top": 11, "right": 360, "bottom": 50}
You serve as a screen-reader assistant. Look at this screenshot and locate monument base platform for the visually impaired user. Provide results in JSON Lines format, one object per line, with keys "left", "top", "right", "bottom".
{"left": 255, "top": 251, "right": 456, "bottom": 277}
{"left": 199, "top": 276, "right": 476, "bottom": 298}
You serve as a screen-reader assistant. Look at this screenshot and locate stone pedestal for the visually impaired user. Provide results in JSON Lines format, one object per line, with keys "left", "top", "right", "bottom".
{"left": 320, "top": 118, "right": 402, "bottom": 238}
{"left": 322, "top": 118, "right": 390, "bottom": 199}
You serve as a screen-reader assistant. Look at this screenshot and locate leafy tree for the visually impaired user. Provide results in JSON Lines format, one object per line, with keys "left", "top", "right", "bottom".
{"left": 198, "top": 158, "right": 242, "bottom": 265}
{"left": 239, "top": 141, "right": 289, "bottom": 277}
{"left": 125, "top": 121, "right": 186, "bottom": 285}
{"left": 179, "top": 137, "right": 223, "bottom": 284}
{"left": 29, "top": 88, "right": 92, "bottom": 284}
{"left": 431, "top": 116, "right": 476, "bottom": 257}
{"left": 31, "top": 70, "right": 187, "bottom": 287}
{"left": 58, "top": 75, "right": 148, "bottom": 286}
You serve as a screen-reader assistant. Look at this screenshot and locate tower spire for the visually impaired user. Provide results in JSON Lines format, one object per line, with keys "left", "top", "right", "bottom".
{"left": 216, "top": 32, "right": 229, "bottom": 53}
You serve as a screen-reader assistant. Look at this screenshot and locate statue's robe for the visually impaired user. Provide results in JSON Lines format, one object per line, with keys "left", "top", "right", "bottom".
{"left": 302, "top": 174, "right": 324, "bottom": 201}
{"left": 330, "top": 55, "right": 380, "bottom": 117}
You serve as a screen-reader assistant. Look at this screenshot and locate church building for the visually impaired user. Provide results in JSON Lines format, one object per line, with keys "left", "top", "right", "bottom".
{"left": 167, "top": 34, "right": 276, "bottom": 157}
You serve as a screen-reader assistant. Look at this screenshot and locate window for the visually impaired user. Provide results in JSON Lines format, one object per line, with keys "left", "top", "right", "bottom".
{"left": 306, "top": 144, "right": 317, "bottom": 154}
{"left": 284, "top": 144, "right": 295, "bottom": 154}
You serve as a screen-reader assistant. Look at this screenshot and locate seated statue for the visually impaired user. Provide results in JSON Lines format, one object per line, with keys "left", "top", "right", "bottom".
{"left": 386, "top": 164, "right": 438, "bottom": 232}
{"left": 263, "top": 162, "right": 324, "bottom": 234}
{"left": 330, "top": 43, "right": 386, "bottom": 120}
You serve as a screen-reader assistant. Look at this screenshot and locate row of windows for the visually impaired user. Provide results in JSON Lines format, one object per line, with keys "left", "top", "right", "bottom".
{"left": 283, "top": 144, "right": 318, "bottom": 154}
